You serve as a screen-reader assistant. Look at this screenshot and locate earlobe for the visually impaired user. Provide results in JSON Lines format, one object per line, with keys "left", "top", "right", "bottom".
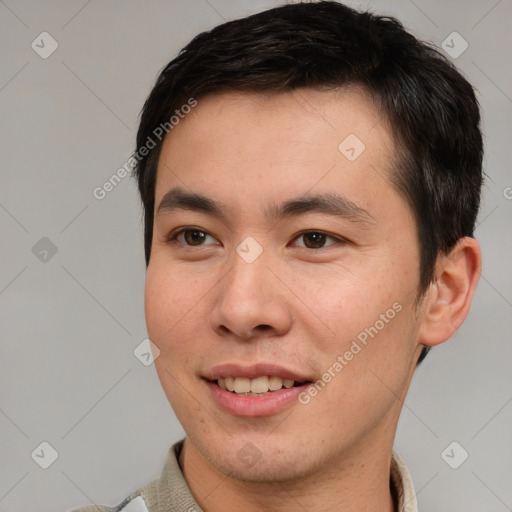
{"left": 418, "top": 237, "right": 482, "bottom": 347}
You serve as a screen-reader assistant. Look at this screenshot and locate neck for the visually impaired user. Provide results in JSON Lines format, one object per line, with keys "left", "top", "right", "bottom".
{"left": 179, "top": 430, "right": 397, "bottom": 512}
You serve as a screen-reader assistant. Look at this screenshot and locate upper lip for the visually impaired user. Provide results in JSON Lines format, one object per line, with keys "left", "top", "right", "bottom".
{"left": 203, "top": 363, "right": 314, "bottom": 382}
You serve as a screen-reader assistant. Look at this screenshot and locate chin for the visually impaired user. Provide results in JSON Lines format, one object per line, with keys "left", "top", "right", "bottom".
{"left": 195, "top": 433, "right": 322, "bottom": 483}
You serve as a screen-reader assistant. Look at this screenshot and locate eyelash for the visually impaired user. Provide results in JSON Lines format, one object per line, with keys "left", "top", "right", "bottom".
{"left": 166, "top": 227, "right": 346, "bottom": 249}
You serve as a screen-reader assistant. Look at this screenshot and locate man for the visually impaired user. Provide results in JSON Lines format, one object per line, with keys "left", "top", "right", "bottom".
{"left": 73, "top": 1, "right": 482, "bottom": 511}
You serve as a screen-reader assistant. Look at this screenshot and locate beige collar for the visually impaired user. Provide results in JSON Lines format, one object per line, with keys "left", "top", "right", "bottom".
{"left": 391, "top": 450, "right": 419, "bottom": 512}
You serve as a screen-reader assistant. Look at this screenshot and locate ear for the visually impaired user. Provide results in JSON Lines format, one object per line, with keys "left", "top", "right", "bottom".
{"left": 418, "top": 237, "right": 482, "bottom": 346}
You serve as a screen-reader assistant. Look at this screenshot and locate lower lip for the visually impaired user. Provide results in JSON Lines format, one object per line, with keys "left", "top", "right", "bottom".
{"left": 206, "top": 380, "right": 310, "bottom": 417}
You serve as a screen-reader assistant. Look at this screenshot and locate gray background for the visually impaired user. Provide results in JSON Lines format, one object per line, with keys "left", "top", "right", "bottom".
{"left": 1, "top": 0, "right": 511, "bottom": 511}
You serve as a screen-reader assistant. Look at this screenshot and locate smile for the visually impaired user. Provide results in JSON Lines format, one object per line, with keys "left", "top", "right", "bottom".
{"left": 203, "top": 363, "right": 315, "bottom": 417}
{"left": 215, "top": 376, "right": 307, "bottom": 395}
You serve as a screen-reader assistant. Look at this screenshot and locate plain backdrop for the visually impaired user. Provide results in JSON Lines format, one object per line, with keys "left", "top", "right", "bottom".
{"left": 1, "top": 1, "right": 511, "bottom": 511}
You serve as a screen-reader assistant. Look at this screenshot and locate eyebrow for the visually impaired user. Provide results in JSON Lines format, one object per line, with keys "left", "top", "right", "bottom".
{"left": 156, "top": 186, "right": 375, "bottom": 225}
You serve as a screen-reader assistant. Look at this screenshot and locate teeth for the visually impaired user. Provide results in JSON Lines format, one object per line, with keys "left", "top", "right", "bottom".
{"left": 216, "top": 375, "right": 302, "bottom": 394}
{"left": 225, "top": 377, "right": 235, "bottom": 392}
{"left": 250, "top": 376, "right": 269, "bottom": 393}
{"left": 233, "top": 377, "right": 251, "bottom": 394}
{"left": 269, "top": 376, "right": 283, "bottom": 390}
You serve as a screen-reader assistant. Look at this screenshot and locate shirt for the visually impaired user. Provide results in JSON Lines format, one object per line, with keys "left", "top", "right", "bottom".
{"left": 71, "top": 440, "right": 418, "bottom": 512}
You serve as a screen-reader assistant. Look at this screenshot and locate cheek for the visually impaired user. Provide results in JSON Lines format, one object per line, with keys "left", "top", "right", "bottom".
{"left": 145, "top": 266, "right": 171, "bottom": 343}
{"left": 298, "top": 267, "right": 400, "bottom": 343}
{"left": 144, "top": 262, "right": 193, "bottom": 346}
{"left": 302, "top": 300, "right": 417, "bottom": 440}
{"left": 144, "top": 258, "right": 220, "bottom": 368}
{"left": 302, "top": 257, "right": 419, "bottom": 391}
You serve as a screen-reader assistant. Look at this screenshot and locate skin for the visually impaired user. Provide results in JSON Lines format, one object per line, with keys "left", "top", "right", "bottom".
{"left": 144, "top": 87, "right": 481, "bottom": 512}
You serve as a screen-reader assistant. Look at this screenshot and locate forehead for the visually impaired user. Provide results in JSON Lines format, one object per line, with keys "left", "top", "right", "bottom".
{"left": 154, "top": 87, "right": 397, "bottom": 218}
{"left": 161, "top": 86, "right": 391, "bottom": 150}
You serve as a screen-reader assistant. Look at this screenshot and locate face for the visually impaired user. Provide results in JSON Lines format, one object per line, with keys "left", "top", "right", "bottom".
{"left": 145, "top": 88, "right": 425, "bottom": 482}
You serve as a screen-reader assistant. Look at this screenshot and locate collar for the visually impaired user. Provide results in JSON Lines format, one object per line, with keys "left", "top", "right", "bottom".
{"left": 390, "top": 450, "right": 419, "bottom": 512}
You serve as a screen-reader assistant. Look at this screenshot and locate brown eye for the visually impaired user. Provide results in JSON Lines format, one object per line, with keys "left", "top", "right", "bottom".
{"left": 292, "top": 231, "right": 340, "bottom": 249}
{"left": 302, "top": 232, "right": 327, "bottom": 248}
{"left": 183, "top": 229, "right": 208, "bottom": 246}
{"left": 168, "top": 228, "right": 216, "bottom": 247}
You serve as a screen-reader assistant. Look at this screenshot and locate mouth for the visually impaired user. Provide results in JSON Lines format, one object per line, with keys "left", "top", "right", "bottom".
{"left": 203, "top": 363, "right": 315, "bottom": 417}
{"left": 212, "top": 375, "right": 310, "bottom": 396}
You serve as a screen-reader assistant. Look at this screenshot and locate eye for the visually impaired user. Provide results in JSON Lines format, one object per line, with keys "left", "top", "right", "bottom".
{"left": 167, "top": 228, "right": 344, "bottom": 249}
{"left": 168, "top": 228, "right": 217, "bottom": 247}
{"left": 292, "top": 231, "right": 341, "bottom": 249}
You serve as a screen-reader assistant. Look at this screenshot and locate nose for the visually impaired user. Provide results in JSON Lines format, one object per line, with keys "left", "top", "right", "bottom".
{"left": 208, "top": 250, "right": 293, "bottom": 341}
